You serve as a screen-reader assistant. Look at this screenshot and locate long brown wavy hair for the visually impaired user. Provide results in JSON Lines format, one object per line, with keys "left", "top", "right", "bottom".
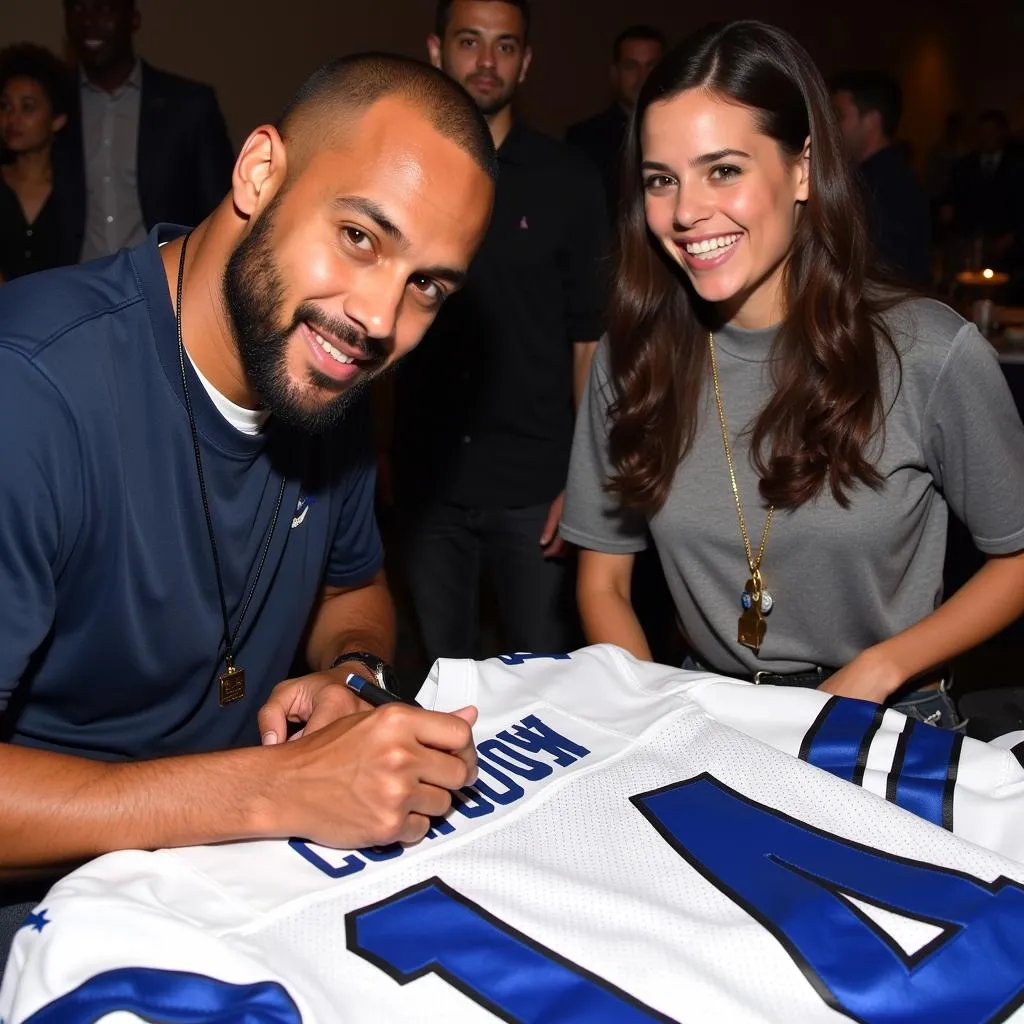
{"left": 606, "top": 20, "right": 904, "bottom": 513}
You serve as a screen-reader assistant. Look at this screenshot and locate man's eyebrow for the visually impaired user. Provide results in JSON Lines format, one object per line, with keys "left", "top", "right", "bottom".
{"left": 453, "top": 27, "right": 521, "bottom": 44}
{"left": 419, "top": 265, "right": 467, "bottom": 289}
{"left": 333, "top": 196, "right": 407, "bottom": 246}
{"left": 333, "top": 197, "right": 466, "bottom": 288}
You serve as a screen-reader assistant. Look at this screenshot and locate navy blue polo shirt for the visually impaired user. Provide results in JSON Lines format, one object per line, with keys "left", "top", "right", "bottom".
{"left": 0, "top": 227, "right": 383, "bottom": 760}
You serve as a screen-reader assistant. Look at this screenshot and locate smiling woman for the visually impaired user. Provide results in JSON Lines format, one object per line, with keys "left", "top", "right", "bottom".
{"left": 561, "top": 20, "right": 1024, "bottom": 729}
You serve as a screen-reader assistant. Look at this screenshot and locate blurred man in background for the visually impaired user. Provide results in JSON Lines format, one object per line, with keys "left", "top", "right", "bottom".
{"left": 55, "top": 0, "right": 234, "bottom": 262}
{"left": 566, "top": 24, "right": 665, "bottom": 220}
{"left": 832, "top": 70, "right": 931, "bottom": 286}
{"left": 390, "top": 0, "right": 608, "bottom": 666}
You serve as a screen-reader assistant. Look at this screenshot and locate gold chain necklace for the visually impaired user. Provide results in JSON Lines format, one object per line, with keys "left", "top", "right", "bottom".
{"left": 707, "top": 332, "right": 775, "bottom": 654}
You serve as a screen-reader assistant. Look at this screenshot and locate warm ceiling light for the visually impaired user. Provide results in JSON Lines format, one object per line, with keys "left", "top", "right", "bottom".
{"left": 982, "top": 268, "right": 995, "bottom": 279}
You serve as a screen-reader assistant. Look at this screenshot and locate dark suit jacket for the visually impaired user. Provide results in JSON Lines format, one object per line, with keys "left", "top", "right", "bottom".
{"left": 53, "top": 62, "right": 235, "bottom": 263}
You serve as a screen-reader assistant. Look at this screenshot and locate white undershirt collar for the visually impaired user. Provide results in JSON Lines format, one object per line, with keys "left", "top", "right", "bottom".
{"left": 184, "top": 346, "right": 270, "bottom": 436}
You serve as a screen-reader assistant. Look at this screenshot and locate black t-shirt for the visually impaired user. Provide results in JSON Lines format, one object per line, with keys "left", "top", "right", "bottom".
{"left": 565, "top": 104, "right": 629, "bottom": 223}
{"left": 0, "top": 176, "right": 61, "bottom": 281}
{"left": 393, "top": 123, "right": 609, "bottom": 508}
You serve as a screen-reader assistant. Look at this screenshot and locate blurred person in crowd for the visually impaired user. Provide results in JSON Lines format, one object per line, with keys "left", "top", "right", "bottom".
{"left": 832, "top": 70, "right": 931, "bottom": 286}
{"left": 54, "top": 0, "right": 234, "bottom": 262}
{"left": 924, "top": 112, "right": 964, "bottom": 206}
{"left": 943, "top": 110, "right": 1024, "bottom": 277}
{"left": 0, "top": 44, "right": 72, "bottom": 281}
{"left": 924, "top": 113, "right": 966, "bottom": 285}
{"left": 566, "top": 24, "right": 666, "bottom": 220}
{"left": 389, "top": 0, "right": 608, "bottom": 665}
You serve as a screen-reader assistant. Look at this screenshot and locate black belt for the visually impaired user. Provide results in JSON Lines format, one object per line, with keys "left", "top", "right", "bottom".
{"left": 745, "top": 667, "right": 835, "bottom": 688}
{"left": 694, "top": 661, "right": 948, "bottom": 693}
{"left": 687, "top": 658, "right": 834, "bottom": 688}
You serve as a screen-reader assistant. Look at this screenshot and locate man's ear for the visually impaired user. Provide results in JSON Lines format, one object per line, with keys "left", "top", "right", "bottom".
{"left": 864, "top": 108, "right": 886, "bottom": 142}
{"left": 232, "top": 125, "right": 287, "bottom": 220}
{"left": 426, "top": 35, "right": 443, "bottom": 71}
{"left": 518, "top": 46, "right": 533, "bottom": 84}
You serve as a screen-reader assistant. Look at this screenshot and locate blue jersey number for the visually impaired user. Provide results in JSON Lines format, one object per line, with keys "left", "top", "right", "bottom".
{"left": 24, "top": 968, "right": 302, "bottom": 1024}
{"left": 347, "top": 773, "right": 1024, "bottom": 1024}
{"left": 347, "top": 877, "right": 670, "bottom": 1023}
{"left": 635, "top": 774, "right": 1024, "bottom": 1023}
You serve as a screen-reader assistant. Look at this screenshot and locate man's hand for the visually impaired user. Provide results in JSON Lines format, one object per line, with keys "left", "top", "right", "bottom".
{"left": 269, "top": 703, "right": 479, "bottom": 848}
{"left": 258, "top": 669, "right": 369, "bottom": 745}
{"left": 540, "top": 490, "right": 568, "bottom": 559}
{"left": 818, "top": 647, "right": 904, "bottom": 704}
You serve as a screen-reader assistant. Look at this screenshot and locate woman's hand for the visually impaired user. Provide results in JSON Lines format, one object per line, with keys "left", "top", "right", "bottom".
{"left": 818, "top": 647, "right": 904, "bottom": 703}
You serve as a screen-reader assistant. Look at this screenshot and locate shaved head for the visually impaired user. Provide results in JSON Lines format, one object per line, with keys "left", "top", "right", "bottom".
{"left": 276, "top": 52, "right": 498, "bottom": 182}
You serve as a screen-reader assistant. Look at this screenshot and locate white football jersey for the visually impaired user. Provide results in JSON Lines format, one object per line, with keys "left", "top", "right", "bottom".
{"left": 5, "top": 645, "right": 1024, "bottom": 1024}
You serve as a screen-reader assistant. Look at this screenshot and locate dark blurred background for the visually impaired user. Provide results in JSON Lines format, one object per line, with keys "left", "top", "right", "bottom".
{"left": 3, "top": 0, "right": 1020, "bottom": 163}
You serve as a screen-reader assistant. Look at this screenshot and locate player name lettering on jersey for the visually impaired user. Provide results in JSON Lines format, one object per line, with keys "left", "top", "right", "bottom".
{"left": 292, "top": 710, "right": 608, "bottom": 883}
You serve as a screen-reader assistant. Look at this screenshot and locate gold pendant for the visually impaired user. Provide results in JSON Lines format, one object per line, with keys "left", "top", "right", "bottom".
{"left": 219, "top": 665, "right": 246, "bottom": 706}
{"left": 738, "top": 606, "right": 766, "bottom": 653}
{"left": 738, "top": 577, "right": 767, "bottom": 653}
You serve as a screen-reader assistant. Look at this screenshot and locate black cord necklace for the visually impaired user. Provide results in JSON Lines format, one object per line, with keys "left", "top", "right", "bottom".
{"left": 175, "top": 232, "right": 287, "bottom": 706}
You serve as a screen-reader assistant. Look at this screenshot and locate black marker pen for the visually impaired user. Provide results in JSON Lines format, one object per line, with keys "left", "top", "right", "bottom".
{"left": 343, "top": 672, "right": 422, "bottom": 709}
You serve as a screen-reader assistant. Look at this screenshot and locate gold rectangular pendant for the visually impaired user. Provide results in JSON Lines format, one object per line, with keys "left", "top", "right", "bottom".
{"left": 738, "top": 577, "right": 767, "bottom": 654}
{"left": 738, "top": 606, "right": 767, "bottom": 653}
{"left": 219, "top": 666, "right": 246, "bottom": 706}
{"left": 738, "top": 577, "right": 768, "bottom": 654}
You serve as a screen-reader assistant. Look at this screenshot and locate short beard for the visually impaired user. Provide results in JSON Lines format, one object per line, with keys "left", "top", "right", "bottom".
{"left": 222, "top": 191, "right": 387, "bottom": 434}
{"left": 474, "top": 91, "right": 514, "bottom": 118}
{"left": 450, "top": 62, "right": 518, "bottom": 119}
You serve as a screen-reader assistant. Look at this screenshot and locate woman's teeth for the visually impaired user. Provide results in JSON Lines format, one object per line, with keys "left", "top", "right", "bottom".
{"left": 684, "top": 234, "right": 741, "bottom": 260}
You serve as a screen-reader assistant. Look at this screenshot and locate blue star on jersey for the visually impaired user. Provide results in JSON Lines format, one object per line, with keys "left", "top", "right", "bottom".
{"left": 20, "top": 910, "right": 49, "bottom": 934}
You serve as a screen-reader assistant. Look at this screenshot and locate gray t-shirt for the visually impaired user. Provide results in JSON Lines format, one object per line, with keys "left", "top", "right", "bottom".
{"left": 561, "top": 298, "right": 1024, "bottom": 675}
